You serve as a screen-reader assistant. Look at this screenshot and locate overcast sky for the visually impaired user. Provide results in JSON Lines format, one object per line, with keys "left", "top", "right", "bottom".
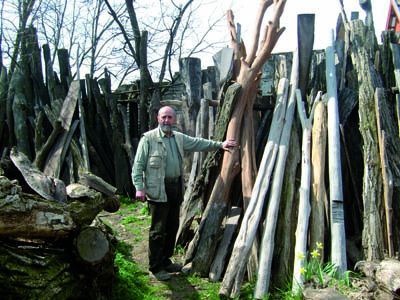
{"left": 198, "top": 0, "right": 387, "bottom": 66}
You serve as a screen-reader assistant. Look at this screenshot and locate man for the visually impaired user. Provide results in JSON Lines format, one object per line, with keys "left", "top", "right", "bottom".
{"left": 132, "top": 106, "right": 237, "bottom": 281}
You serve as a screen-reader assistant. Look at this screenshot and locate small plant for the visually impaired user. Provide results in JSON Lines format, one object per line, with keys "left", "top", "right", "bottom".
{"left": 174, "top": 244, "right": 185, "bottom": 256}
{"left": 295, "top": 242, "right": 356, "bottom": 296}
{"left": 299, "top": 242, "right": 329, "bottom": 287}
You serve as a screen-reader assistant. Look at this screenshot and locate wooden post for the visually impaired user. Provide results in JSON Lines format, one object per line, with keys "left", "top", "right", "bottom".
{"left": 310, "top": 100, "right": 327, "bottom": 259}
{"left": 0, "top": 67, "right": 7, "bottom": 147}
{"left": 57, "top": 49, "right": 72, "bottom": 92}
{"left": 253, "top": 77, "right": 297, "bottom": 298}
{"left": 375, "top": 88, "right": 394, "bottom": 257}
{"left": 209, "top": 206, "right": 241, "bottom": 282}
{"left": 297, "top": 14, "right": 315, "bottom": 102}
{"left": 76, "top": 49, "right": 90, "bottom": 172}
{"left": 349, "top": 20, "right": 384, "bottom": 260}
{"left": 291, "top": 90, "right": 320, "bottom": 295}
{"left": 179, "top": 57, "right": 202, "bottom": 138}
{"left": 42, "top": 44, "right": 56, "bottom": 103}
{"left": 326, "top": 31, "right": 347, "bottom": 273}
{"left": 273, "top": 119, "right": 301, "bottom": 288}
{"left": 220, "top": 75, "right": 291, "bottom": 297}
{"left": 397, "top": 95, "right": 400, "bottom": 137}
{"left": 43, "top": 81, "right": 80, "bottom": 179}
{"left": 12, "top": 71, "right": 32, "bottom": 159}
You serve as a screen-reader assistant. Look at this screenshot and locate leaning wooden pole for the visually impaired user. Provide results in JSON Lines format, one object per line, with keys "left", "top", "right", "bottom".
{"left": 375, "top": 88, "right": 394, "bottom": 257}
{"left": 253, "top": 76, "right": 294, "bottom": 298}
{"left": 219, "top": 76, "right": 289, "bottom": 298}
{"left": 326, "top": 30, "right": 347, "bottom": 274}
{"left": 309, "top": 100, "right": 327, "bottom": 259}
{"left": 291, "top": 90, "right": 320, "bottom": 295}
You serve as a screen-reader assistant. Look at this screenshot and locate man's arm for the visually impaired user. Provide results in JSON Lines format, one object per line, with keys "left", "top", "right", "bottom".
{"left": 181, "top": 133, "right": 238, "bottom": 152}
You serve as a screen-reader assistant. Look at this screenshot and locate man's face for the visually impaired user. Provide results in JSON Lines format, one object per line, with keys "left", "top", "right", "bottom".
{"left": 157, "top": 107, "right": 176, "bottom": 133}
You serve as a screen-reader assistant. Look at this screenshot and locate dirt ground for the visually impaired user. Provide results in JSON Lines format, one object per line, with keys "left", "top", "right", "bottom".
{"left": 98, "top": 202, "right": 210, "bottom": 300}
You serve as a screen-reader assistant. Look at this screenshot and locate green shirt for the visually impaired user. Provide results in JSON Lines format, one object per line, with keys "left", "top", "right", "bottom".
{"left": 132, "top": 127, "right": 222, "bottom": 198}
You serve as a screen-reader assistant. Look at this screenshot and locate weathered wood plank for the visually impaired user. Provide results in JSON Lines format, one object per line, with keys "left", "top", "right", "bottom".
{"left": 349, "top": 20, "right": 384, "bottom": 260}
{"left": 253, "top": 78, "right": 292, "bottom": 298}
{"left": 10, "top": 147, "right": 66, "bottom": 202}
{"left": 43, "top": 81, "right": 80, "bottom": 178}
{"left": 310, "top": 101, "right": 327, "bottom": 258}
{"left": 209, "top": 206, "right": 241, "bottom": 282}
{"left": 78, "top": 170, "right": 117, "bottom": 197}
{"left": 375, "top": 88, "right": 394, "bottom": 257}
{"left": 291, "top": 90, "right": 320, "bottom": 295}
{"left": 180, "top": 57, "right": 202, "bottom": 138}
{"left": 0, "top": 67, "right": 8, "bottom": 145}
{"left": 11, "top": 69, "right": 32, "bottom": 159}
{"left": 212, "top": 47, "right": 234, "bottom": 88}
{"left": 297, "top": 14, "right": 315, "bottom": 101}
{"left": 326, "top": 34, "right": 347, "bottom": 273}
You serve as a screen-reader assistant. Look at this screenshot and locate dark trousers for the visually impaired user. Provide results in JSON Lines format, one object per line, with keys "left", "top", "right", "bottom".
{"left": 148, "top": 180, "right": 182, "bottom": 273}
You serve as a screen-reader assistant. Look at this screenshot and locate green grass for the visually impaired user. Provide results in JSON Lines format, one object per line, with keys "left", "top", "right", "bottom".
{"left": 111, "top": 242, "right": 157, "bottom": 300}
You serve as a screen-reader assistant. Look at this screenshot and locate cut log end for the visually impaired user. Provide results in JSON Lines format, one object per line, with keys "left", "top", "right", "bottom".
{"left": 75, "top": 226, "right": 110, "bottom": 264}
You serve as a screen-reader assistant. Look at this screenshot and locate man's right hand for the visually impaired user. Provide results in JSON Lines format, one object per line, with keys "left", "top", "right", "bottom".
{"left": 135, "top": 190, "right": 146, "bottom": 202}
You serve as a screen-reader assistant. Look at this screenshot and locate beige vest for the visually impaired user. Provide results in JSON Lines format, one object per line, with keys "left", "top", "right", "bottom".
{"left": 143, "top": 128, "right": 184, "bottom": 202}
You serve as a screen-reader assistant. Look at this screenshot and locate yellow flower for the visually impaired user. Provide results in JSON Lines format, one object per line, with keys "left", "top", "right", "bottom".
{"left": 299, "top": 267, "right": 306, "bottom": 274}
{"left": 296, "top": 252, "right": 305, "bottom": 260}
{"left": 311, "top": 249, "right": 320, "bottom": 258}
{"left": 316, "top": 242, "right": 323, "bottom": 249}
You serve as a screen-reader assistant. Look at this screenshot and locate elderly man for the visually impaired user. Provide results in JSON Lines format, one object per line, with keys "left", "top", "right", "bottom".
{"left": 132, "top": 106, "right": 237, "bottom": 281}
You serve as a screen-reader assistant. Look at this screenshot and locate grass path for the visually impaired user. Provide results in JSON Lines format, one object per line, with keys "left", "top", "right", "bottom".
{"left": 98, "top": 199, "right": 225, "bottom": 300}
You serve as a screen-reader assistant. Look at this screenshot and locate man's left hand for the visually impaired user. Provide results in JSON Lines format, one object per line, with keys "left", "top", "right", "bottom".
{"left": 221, "top": 139, "right": 238, "bottom": 151}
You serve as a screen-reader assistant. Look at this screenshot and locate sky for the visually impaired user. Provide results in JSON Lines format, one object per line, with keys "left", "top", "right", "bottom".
{"left": 199, "top": 0, "right": 388, "bottom": 67}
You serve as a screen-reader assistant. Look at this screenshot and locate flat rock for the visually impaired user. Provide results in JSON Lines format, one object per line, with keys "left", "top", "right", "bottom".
{"left": 303, "top": 287, "right": 349, "bottom": 300}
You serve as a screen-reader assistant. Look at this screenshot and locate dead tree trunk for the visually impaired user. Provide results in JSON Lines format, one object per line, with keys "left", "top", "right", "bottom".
{"left": 188, "top": 0, "right": 287, "bottom": 277}
{"left": 349, "top": 20, "right": 384, "bottom": 260}
{"left": 222, "top": 51, "right": 296, "bottom": 298}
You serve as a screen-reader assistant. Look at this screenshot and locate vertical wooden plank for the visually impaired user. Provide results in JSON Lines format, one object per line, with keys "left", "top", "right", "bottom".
{"left": 349, "top": 20, "right": 384, "bottom": 261}
{"left": 209, "top": 206, "right": 241, "bottom": 282}
{"left": 326, "top": 31, "right": 347, "bottom": 273}
{"left": 179, "top": 57, "right": 202, "bottom": 137}
{"left": 297, "top": 14, "right": 315, "bottom": 102}
{"left": 310, "top": 101, "right": 327, "bottom": 259}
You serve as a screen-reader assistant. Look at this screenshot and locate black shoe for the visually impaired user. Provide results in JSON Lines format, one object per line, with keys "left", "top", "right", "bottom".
{"left": 165, "top": 263, "right": 182, "bottom": 273}
{"left": 151, "top": 269, "right": 171, "bottom": 281}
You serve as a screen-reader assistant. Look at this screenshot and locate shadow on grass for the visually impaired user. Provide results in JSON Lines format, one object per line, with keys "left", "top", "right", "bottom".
{"left": 111, "top": 241, "right": 202, "bottom": 300}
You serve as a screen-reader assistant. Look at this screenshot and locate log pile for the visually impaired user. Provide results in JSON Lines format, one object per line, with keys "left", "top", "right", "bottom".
{"left": 0, "top": 162, "right": 118, "bottom": 298}
{"left": 0, "top": 25, "right": 123, "bottom": 298}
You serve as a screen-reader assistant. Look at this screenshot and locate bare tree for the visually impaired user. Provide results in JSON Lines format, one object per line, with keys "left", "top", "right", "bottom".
{"left": 104, "top": 0, "right": 224, "bottom": 132}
